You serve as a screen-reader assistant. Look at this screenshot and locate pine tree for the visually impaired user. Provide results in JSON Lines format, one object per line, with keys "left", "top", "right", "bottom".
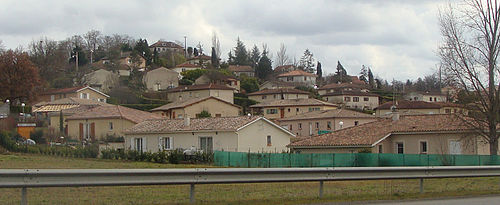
{"left": 229, "top": 37, "right": 250, "bottom": 65}
{"left": 211, "top": 47, "right": 219, "bottom": 68}
{"left": 249, "top": 45, "right": 261, "bottom": 68}
{"left": 368, "top": 68, "right": 375, "bottom": 88}
{"left": 359, "top": 65, "right": 368, "bottom": 83}
{"left": 256, "top": 46, "right": 272, "bottom": 79}
{"left": 299, "top": 49, "right": 315, "bottom": 73}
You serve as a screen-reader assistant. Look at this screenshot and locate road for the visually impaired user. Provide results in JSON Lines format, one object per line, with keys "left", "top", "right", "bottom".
{"left": 371, "top": 195, "right": 500, "bottom": 205}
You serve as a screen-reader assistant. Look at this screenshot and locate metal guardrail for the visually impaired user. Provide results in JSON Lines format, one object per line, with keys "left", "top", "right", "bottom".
{"left": 2, "top": 166, "right": 500, "bottom": 204}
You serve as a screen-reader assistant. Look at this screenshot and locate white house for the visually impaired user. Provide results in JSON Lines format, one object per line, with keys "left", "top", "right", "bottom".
{"left": 123, "top": 116, "right": 295, "bottom": 153}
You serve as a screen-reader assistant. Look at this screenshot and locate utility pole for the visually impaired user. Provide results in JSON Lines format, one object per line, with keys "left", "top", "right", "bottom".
{"left": 75, "top": 51, "right": 79, "bottom": 72}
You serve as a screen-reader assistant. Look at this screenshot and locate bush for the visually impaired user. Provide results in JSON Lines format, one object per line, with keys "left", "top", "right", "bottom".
{"left": 30, "top": 128, "right": 46, "bottom": 144}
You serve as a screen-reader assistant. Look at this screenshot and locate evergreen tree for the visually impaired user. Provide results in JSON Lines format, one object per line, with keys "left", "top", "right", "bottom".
{"left": 256, "top": 47, "right": 272, "bottom": 79}
{"left": 211, "top": 47, "right": 219, "bottom": 68}
{"left": 249, "top": 45, "right": 261, "bottom": 68}
{"left": 316, "top": 61, "right": 322, "bottom": 78}
{"left": 359, "top": 65, "right": 368, "bottom": 83}
{"left": 368, "top": 68, "right": 375, "bottom": 88}
{"left": 300, "top": 49, "right": 315, "bottom": 73}
{"left": 229, "top": 37, "right": 250, "bottom": 65}
{"left": 133, "top": 39, "right": 152, "bottom": 65}
{"left": 193, "top": 48, "right": 199, "bottom": 57}
{"left": 69, "top": 46, "right": 88, "bottom": 66}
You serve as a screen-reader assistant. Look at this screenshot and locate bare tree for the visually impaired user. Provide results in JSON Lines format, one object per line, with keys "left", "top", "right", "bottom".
{"left": 275, "top": 43, "right": 291, "bottom": 67}
{"left": 83, "top": 30, "right": 102, "bottom": 64}
{"left": 0, "top": 40, "right": 4, "bottom": 53}
{"left": 439, "top": 0, "right": 500, "bottom": 154}
{"left": 28, "top": 37, "right": 68, "bottom": 81}
{"left": 211, "top": 31, "right": 221, "bottom": 60}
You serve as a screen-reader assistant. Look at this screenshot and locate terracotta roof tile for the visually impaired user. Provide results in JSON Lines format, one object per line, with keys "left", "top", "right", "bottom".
{"left": 376, "top": 100, "right": 442, "bottom": 110}
{"left": 150, "top": 41, "right": 183, "bottom": 49}
{"left": 322, "top": 90, "right": 379, "bottom": 97}
{"left": 42, "top": 86, "right": 85, "bottom": 95}
{"left": 277, "top": 109, "right": 375, "bottom": 121}
{"left": 175, "top": 62, "right": 200, "bottom": 68}
{"left": 166, "top": 83, "right": 234, "bottom": 92}
{"left": 247, "top": 88, "right": 309, "bottom": 96}
{"left": 289, "top": 114, "right": 474, "bottom": 147}
{"left": 250, "top": 98, "right": 337, "bottom": 108}
{"left": 188, "top": 54, "right": 211, "bottom": 61}
{"left": 66, "top": 105, "right": 163, "bottom": 124}
{"left": 125, "top": 116, "right": 261, "bottom": 134}
{"left": 151, "top": 96, "right": 240, "bottom": 111}
{"left": 229, "top": 65, "right": 254, "bottom": 72}
{"left": 274, "top": 65, "right": 296, "bottom": 71}
{"left": 319, "top": 83, "right": 368, "bottom": 90}
{"left": 277, "top": 70, "right": 317, "bottom": 77}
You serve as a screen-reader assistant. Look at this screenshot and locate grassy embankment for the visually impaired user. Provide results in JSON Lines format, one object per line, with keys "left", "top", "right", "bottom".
{"left": 1, "top": 153, "right": 500, "bottom": 204}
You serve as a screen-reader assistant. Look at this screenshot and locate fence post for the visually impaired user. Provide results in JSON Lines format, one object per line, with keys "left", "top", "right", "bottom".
{"left": 21, "top": 187, "right": 27, "bottom": 205}
{"left": 227, "top": 151, "right": 231, "bottom": 167}
{"left": 319, "top": 181, "right": 324, "bottom": 198}
{"left": 190, "top": 184, "right": 195, "bottom": 203}
{"left": 419, "top": 178, "right": 424, "bottom": 194}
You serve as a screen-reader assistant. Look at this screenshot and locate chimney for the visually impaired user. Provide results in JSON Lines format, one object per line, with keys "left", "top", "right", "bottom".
{"left": 184, "top": 116, "right": 190, "bottom": 126}
{"left": 390, "top": 105, "right": 399, "bottom": 121}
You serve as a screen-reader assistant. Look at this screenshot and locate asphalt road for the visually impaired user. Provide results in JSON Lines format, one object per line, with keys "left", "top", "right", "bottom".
{"left": 370, "top": 195, "right": 500, "bottom": 205}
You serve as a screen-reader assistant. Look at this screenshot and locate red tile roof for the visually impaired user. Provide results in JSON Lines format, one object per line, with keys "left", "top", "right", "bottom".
{"left": 289, "top": 114, "right": 475, "bottom": 147}
{"left": 66, "top": 105, "right": 163, "bottom": 124}
{"left": 376, "top": 100, "right": 442, "bottom": 110}
{"left": 42, "top": 86, "right": 85, "bottom": 95}
{"left": 250, "top": 98, "right": 337, "bottom": 108}
{"left": 150, "top": 41, "right": 183, "bottom": 49}
{"left": 175, "top": 62, "right": 200, "bottom": 68}
{"left": 274, "top": 65, "right": 296, "bottom": 72}
{"left": 151, "top": 96, "right": 240, "bottom": 111}
{"left": 188, "top": 54, "right": 211, "bottom": 61}
{"left": 277, "top": 109, "right": 376, "bottom": 121}
{"left": 322, "top": 90, "right": 379, "bottom": 97}
{"left": 166, "top": 84, "right": 235, "bottom": 92}
{"left": 228, "top": 65, "right": 254, "bottom": 72}
{"left": 318, "top": 82, "right": 368, "bottom": 90}
{"left": 247, "top": 88, "right": 309, "bottom": 96}
{"left": 277, "top": 70, "right": 317, "bottom": 77}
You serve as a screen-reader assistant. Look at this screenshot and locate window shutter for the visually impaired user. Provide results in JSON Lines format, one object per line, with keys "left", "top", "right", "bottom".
{"left": 158, "top": 137, "right": 163, "bottom": 151}
{"left": 142, "top": 137, "right": 147, "bottom": 152}
{"left": 170, "top": 137, "right": 173, "bottom": 150}
{"left": 130, "top": 138, "right": 134, "bottom": 150}
{"left": 90, "top": 123, "right": 96, "bottom": 141}
{"left": 79, "top": 123, "right": 83, "bottom": 141}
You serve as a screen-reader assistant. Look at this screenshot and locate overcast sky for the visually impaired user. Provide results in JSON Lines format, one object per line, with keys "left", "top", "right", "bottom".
{"left": 0, "top": 0, "right": 448, "bottom": 81}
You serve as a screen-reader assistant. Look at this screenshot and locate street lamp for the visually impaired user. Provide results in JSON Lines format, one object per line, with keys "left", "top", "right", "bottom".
{"left": 21, "top": 103, "right": 25, "bottom": 121}
{"left": 339, "top": 121, "right": 344, "bottom": 129}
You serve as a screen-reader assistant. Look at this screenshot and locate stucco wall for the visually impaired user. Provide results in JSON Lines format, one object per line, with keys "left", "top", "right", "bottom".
{"left": 375, "top": 108, "right": 442, "bottom": 117}
{"left": 236, "top": 119, "right": 292, "bottom": 152}
{"left": 258, "top": 105, "right": 336, "bottom": 119}
{"left": 143, "top": 68, "right": 179, "bottom": 91}
{"left": 376, "top": 133, "right": 478, "bottom": 155}
{"left": 248, "top": 93, "right": 309, "bottom": 103}
{"left": 324, "top": 95, "right": 379, "bottom": 110}
{"left": 279, "top": 117, "right": 377, "bottom": 137}
{"left": 67, "top": 118, "right": 136, "bottom": 140}
{"left": 167, "top": 89, "right": 233, "bottom": 104}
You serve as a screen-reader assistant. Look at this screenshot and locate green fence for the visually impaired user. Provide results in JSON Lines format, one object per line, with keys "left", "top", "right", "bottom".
{"left": 214, "top": 151, "right": 500, "bottom": 167}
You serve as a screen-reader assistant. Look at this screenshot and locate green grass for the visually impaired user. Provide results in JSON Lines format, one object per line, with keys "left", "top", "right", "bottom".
{"left": 1, "top": 153, "right": 500, "bottom": 204}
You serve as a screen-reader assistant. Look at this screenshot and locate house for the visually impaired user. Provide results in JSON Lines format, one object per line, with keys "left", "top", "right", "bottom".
{"left": 150, "top": 96, "right": 241, "bottom": 119}
{"left": 259, "top": 81, "right": 300, "bottom": 90}
{"left": 375, "top": 100, "right": 467, "bottom": 117}
{"left": 82, "top": 69, "right": 120, "bottom": 93}
{"left": 47, "top": 104, "right": 103, "bottom": 136}
{"left": 247, "top": 88, "right": 309, "bottom": 103}
{"left": 149, "top": 40, "right": 184, "bottom": 54}
{"left": 172, "top": 62, "right": 202, "bottom": 75}
{"left": 322, "top": 90, "right": 379, "bottom": 110}
{"left": 38, "top": 86, "right": 109, "bottom": 104}
{"left": 317, "top": 82, "right": 369, "bottom": 96}
{"left": 276, "top": 109, "right": 377, "bottom": 137}
{"left": 404, "top": 91, "right": 447, "bottom": 102}
{"left": 276, "top": 70, "right": 317, "bottom": 87}
{"left": 186, "top": 54, "right": 211, "bottom": 67}
{"left": 228, "top": 65, "right": 255, "bottom": 77}
{"left": 143, "top": 67, "right": 179, "bottom": 91}
{"left": 274, "top": 65, "right": 297, "bottom": 74}
{"left": 249, "top": 98, "right": 337, "bottom": 119}
{"left": 288, "top": 114, "right": 494, "bottom": 155}
{"left": 194, "top": 73, "right": 240, "bottom": 92}
{"left": 123, "top": 116, "right": 295, "bottom": 153}
{"left": 32, "top": 97, "right": 110, "bottom": 134}
{"left": 166, "top": 84, "right": 235, "bottom": 103}
{"left": 66, "top": 105, "right": 163, "bottom": 142}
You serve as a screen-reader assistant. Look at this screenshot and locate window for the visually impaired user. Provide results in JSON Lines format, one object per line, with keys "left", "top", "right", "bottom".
{"left": 50, "top": 95, "right": 55, "bottom": 101}
{"left": 344, "top": 97, "right": 351, "bottom": 102}
{"left": 445, "top": 109, "right": 451, "bottom": 114}
{"left": 182, "top": 68, "right": 186, "bottom": 72}
{"left": 200, "top": 137, "right": 213, "bottom": 152}
{"left": 135, "top": 138, "right": 143, "bottom": 153}
{"left": 262, "top": 95, "right": 267, "bottom": 99}
{"left": 304, "top": 76, "right": 307, "bottom": 81}
{"left": 215, "top": 91, "right": 219, "bottom": 97}
{"left": 178, "top": 114, "right": 183, "bottom": 119}
{"left": 266, "top": 109, "right": 278, "bottom": 114}
{"left": 215, "top": 114, "right": 222, "bottom": 117}
{"left": 189, "top": 92, "right": 192, "bottom": 97}
{"left": 98, "top": 99, "right": 105, "bottom": 102}
{"left": 353, "top": 97, "right": 359, "bottom": 102}
{"left": 354, "top": 121, "right": 359, "bottom": 126}
{"left": 364, "top": 97, "right": 369, "bottom": 101}
{"left": 378, "top": 145, "right": 383, "bottom": 153}
{"left": 80, "top": 93, "right": 89, "bottom": 99}
{"left": 434, "top": 97, "right": 437, "bottom": 101}
{"left": 420, "top": 141, "right": 428, "bottom": 154}
{"left": 289, "top": 124, "right": 292, "bottom": 130}
{"left": 287, "top": 76, "right": 293, "bottom": 81}
{"left": 296, "top": 108, "right": 299, "bottom": 112}
{"left": 288, "top": 108, "right": 291, "bottom": 112}
{"left": 429, "top": 97, "right": 433, "bottom": 101}
{"left": 298, "top": 123, "right": 302, "bottom": 130}
{"left": 327, "top": 121, "right": 331, "bottom": 129}
{"left": 315, "top": 122, "right": 319, "bottom": 129}
{"left": 267, "top": 135, "right": 272, "bottom": 146}
{"left": 273, "top": 94, "right": 277, "bottom": 99}
{"left": 308, "top": 107, "right": 320, "bottom": 112}
{"left": 396, "top": 142, "right": 404, "bottom": 154}
{"left": 160, "top": 137, "right": 172, "bottom": 150}
{"left": 109, "top": 122, "right": 113, "bottom": 130}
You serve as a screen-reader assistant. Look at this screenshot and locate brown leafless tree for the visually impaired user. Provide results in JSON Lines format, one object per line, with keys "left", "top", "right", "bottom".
{"left": 439, "top": 0, "right": 500, "bottom": 154}
{"left": 211, "top": 31, "right": 221, "bottom": 60}
{"left": 275, "top": 43, "right": 291, "bottom": 67}
{"left": 83, "top": 30, "right": 102, "bottom": 64}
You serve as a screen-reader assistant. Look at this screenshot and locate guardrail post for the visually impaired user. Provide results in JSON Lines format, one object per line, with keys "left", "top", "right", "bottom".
{"left": 319, "top": 181, "right": 324, "bottom": 198}
{"left": 190, "top": 184, "right": 195, "bottom": 203}
{"left": 419, "top": 178, "right": 424, "bottom": 194}
{"left": 21, "top": 187, "right": 27, "bottom": 205}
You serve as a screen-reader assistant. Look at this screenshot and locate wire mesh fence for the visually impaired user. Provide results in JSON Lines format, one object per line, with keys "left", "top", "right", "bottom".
{"left": 214, "top": 151, "right": 500, "bottom": 167}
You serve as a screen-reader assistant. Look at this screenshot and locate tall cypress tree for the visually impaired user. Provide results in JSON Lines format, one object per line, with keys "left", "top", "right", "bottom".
{"left": 316, "top": 61, "right": 322, "bottom": 78}
{"left": 211, "top": 47, "right": 219, "bottom": 68}
{"left": 368, "top": 68, "right": 375, "bottom": 88}
{"left": 229, "top": 37, "right": 250, "bottom": 65}
{"left": 256, "top": 47, "right": 272, "bottom": 79}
